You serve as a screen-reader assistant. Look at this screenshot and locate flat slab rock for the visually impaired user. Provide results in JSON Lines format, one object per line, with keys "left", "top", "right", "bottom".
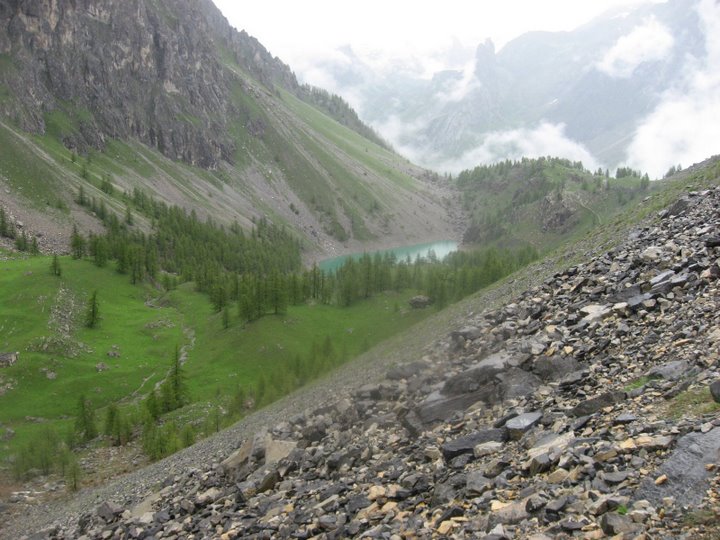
{"left": 646, "top": 360, "right": 689, "bottom": 381}
{"left": 634, "top": 427, "right": 720, "bottom": 507}
{"left": 416, "top": 389, "right": 495, "bottom": 424}
{"left": 505, "top": 411, "right": 543, "bottom": 440}
{"left": 570, "top": 391, "right": 626, "bottom": 417}
{"left": 442, "top": 429, "right": 506, "bottom": 460}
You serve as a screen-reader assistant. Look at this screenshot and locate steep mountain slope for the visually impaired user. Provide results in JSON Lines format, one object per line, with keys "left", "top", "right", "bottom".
{"left": 6, "top": 154, "right": 720, "bottom": 540}
{"left": 0, "top": 0, "right": 457, "bottom": 256}
{"left": 311, "top": 0, "right": 707, "bottom": 173}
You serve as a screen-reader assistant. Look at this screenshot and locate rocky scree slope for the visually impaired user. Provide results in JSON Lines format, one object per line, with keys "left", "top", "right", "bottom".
{"left": 18, "top": 189, "right": 720, "bottom": 539}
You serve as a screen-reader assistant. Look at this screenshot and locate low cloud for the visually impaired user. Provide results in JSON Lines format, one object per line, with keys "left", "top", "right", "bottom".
{"left": 370, "top": 114, "right": 433, "bottom": 164}
{"left": 428, "top": 123, "right": 601, "bottom": 174}
{"left": 626, "top": 0, "right": 720, "bottom": 177}
{"left": 433, "top": 62, "right": 482, "bottom": 103}
{"left": 596, "top": 16, "right": 674, "bottom": 78}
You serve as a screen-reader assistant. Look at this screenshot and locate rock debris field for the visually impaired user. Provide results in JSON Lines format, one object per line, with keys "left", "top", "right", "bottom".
{"left": 14, "top": 188, "right": 720, "bottom": 538}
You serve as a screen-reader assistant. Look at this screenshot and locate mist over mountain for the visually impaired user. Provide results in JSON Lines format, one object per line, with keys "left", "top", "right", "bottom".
{"left": 299, "top": 0, "right": 720, "bottom": 177}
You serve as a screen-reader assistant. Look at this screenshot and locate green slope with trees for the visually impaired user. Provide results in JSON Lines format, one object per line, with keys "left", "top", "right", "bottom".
{"left": 456, "top": 156, "right": 654, "bottom": 252}
{"left": 0, "top": 227, "right": 536, "bottom": 485}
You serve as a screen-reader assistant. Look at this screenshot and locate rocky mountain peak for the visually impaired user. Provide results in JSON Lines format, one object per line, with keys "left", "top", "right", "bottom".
{"left": 474, "top": 38, "right": 496, "bottom": 79}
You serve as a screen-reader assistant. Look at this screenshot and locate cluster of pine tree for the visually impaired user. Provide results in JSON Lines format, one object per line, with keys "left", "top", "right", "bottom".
{"left": 0, "top": 207, "right": 14, "bottom": 240}
{"left": 456, "top": 156, "right": 587, "bottom": 186}
{"left": 68, "top": 183, "right": 540, "bottom": 327}
{"left": 329, "top": 246, "right": 539, "bottom": 309}
{"left": 71, "top": 186, "right": 302, "bottom": 302}
{"left": 10, "top": 426, "right": 81, "bottom": 490}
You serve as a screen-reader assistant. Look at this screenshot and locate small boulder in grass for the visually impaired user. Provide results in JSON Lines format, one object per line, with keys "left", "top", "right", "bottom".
{"left": 710, "top": 380, "right": 720, "bottom": 404}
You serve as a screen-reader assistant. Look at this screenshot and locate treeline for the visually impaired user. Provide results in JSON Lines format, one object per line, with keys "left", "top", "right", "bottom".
{"left": 299, "top": 84, "right": 390, "bottom": 150}
{"left": 188, "top": 244, "right": 540, "bottom": 330}
{"left": 456, "top": 157, "right": 651, "bottom": 186}
{"left": 208, "top": 244, "right": 539, "bottom": 322}
{"left": 69, "top": 184, "right": 538, "bottom": 324}
{"left": 327, "top": 245, "right": 539, "bottom": 310}
{"left": 72, "top": 185, "right": 302, "bottom": 299}
{"left": 456, "top": 156, "right": 588, "bottom": 186}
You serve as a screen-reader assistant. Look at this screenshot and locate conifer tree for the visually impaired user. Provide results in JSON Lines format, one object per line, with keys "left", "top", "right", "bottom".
{"left": 129, "top": 245, "right": 144, "bottom": 284}
{"left": 14, "top": 231, "right": 28, "bottom": 251}
{"left": 74, "top": 395, "right": 97, "bottom": 442}
{"left": 76, "top": 185, "right": 87, "bottom": 206}
{"left": 230, "top": 384, "right": 247, "bottom": 415}
{"left": 50, "top": 254, "right": 62, "bottom": 277}
{"left": 70, "top": 225, "right": 85, "bottom": 259}
{"left": 144, "top": 389, "right": 160, "bottom": 420}
{"left": 170, "top": 346, "right": 188, "bottom": 407}
{"left": 66, "top": 454, "right": 81, "bottom": 492}
{"left": 85, "top": 290, "right": 100, "bottom": 328}
{"left": 90, "top": 235, "right": 109, "bottom": 267}
{"left": 181, "top": 424, "right": 195, "bottom": 447}
{"left": 211, "top": 283, "right": 227, "bottom": 313}
{"left": 222, "top": 305, "right": 230, "bottom": 329}
{"left": 268, "top": 271, "right": 287, "bottom": 315}
{"left": 0, "top": 207, "right": 7, "bottom": 237}
{"left": 159, "top": 346, "right": 188, "bottom": 413}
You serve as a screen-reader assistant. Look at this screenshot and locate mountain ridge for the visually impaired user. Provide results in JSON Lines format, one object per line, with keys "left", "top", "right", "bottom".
{"left": 310, "top": 0, "right": 709, "bottom": 174}
{"left": 0, "top": 0, "right": 458, "bottom": 255}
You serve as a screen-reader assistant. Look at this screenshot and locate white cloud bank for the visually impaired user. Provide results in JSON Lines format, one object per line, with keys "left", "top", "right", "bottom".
{"left": 434, "top": 62, "right": 482, "bottom": 103}
{"left": 626, "top": 0, "right": 720, "bottom": 178}
{"left": 430, "top": 123, "right": 600, "bottom": 175}
{"left": 596, "top": 16, "right": 675, "bottom": 78}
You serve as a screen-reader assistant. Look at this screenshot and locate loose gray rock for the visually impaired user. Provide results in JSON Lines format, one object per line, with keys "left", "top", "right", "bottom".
{"left": 646, "top": 360, "right": 689, "bottom": 381}
{"left": 570, "top": 391, "right": 626, "bottom": 417}
{"left": 710, "top": 380, "right": 720, "bottom": 403}
{"left": 442, "top": 429, "right": 507, "bottom": 460}
{"left": 634, "top": 428, "right": 720, "bottom": 506}
{"left": 505, "top": 411, "right": 543, "bottom": 440}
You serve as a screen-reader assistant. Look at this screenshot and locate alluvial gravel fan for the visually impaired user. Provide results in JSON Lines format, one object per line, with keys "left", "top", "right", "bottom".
{"left": 23, "top": 189, "right": 720, "bottom": 538}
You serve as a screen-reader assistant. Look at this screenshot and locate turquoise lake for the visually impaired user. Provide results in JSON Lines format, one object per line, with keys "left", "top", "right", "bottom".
{"left": 318, "top": 240, "right": 459, "bottom": 273}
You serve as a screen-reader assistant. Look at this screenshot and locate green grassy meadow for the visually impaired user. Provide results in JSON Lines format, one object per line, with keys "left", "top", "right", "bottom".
{"left": 0, "top": 253, "right": 434, "bottom": 463}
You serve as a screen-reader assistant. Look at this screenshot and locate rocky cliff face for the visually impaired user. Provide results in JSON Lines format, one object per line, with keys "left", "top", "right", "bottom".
{"left": 17, "top": 178, "right": 720, "bottom": 538}
{"left": 0, "top": 0, "right": 297, "bottom": 168}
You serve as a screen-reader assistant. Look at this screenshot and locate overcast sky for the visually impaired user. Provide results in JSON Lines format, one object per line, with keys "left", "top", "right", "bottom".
{"left": 211, "top": 0, "right": 719, "bottom": 178}
{"left": 212, "top": 0, "right": 661, "bottom": 73}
